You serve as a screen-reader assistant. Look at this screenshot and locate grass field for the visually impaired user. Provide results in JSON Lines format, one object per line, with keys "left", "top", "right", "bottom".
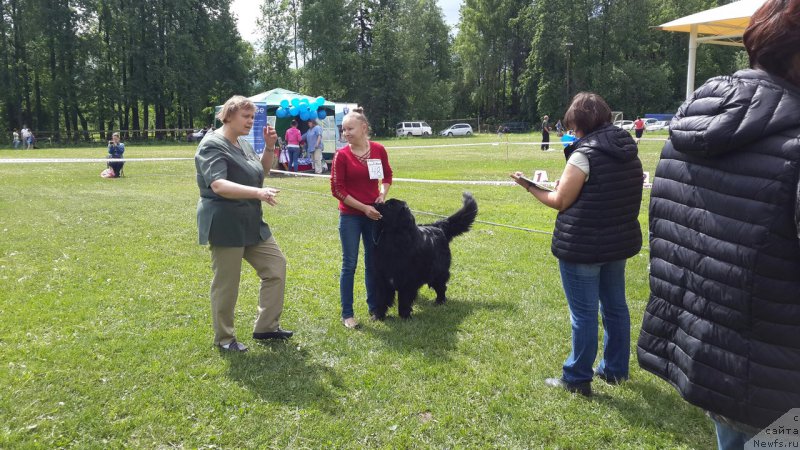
{"left": 0, "top": 132, "right": 715, "bottom": 449}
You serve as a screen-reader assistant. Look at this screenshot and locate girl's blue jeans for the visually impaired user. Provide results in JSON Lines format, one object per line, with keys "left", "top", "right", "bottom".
{"left": 338, "top": 214, "right": 377, "bottom": 319}
{"left": 288, "top": 146, "right": 300, "bottom": 171}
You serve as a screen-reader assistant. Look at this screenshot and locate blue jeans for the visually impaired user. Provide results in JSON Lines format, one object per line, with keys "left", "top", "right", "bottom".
{"left": 339, "top": 214, "right": 377, "bottom": 319}
{"left": 287, "top": 146, "right": 300, "bottom": 171}
{"left": 713, "top": 419, "right": 754, "bottom": 450}
{"left": 558, "top": 259, "right": 630, "bottom": 384}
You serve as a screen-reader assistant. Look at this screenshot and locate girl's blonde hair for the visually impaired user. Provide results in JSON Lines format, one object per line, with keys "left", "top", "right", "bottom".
{"left": 217, "top": 95, "right": 256, "bottom": 123}
{"left": 343, "top": 107, "right": 370, "bottom": 134}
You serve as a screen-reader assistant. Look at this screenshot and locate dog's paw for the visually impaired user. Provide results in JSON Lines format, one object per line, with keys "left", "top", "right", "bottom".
{"left": 435, "top": 297, "right": 447, "bottom": 305}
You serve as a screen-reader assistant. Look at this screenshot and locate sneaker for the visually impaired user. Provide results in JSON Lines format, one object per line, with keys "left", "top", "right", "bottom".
{"left": 545, "top": 377, "right": 592, "bottom": 397}
{"left": 342, "top": 317, "right": 359, "bottom": 329}
{"left": 218, "top": 340, "right": 248, "bottom": 352}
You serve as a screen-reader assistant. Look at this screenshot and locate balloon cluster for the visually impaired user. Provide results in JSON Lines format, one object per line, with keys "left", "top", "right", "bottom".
{"left": 276, "top": 96, "right": 328, "bottom": 121}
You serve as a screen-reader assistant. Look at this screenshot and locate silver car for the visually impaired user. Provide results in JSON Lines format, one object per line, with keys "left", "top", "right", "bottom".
{"left": 439, "top": 123, "right": 473, "bottom": 136}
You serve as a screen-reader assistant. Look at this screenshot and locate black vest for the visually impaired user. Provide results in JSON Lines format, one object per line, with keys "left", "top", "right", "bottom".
{"left": 551, "top": 125, "right": 643, "bottom": 263}
{"left": 637, "top": 69, "right": 800, "bottom": 429}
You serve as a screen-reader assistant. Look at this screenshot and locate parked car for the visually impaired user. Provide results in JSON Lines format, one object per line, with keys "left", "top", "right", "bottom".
{"left": 396, "top": 121, "right": 432, "bottom": 137}
{"left": 499, "top": 122, "right": 530, "bottom": 133}
{"left": 613, "top": 120, "right": 634, "bottom": 130}
{"left": 646, "top": 120, "right": 669, "bottom": 131}
{"left": 188, "top": 128, "right": 208, "bottom": 142}
{"left": 439, "top": 123, "right": 473, "bottom": 136}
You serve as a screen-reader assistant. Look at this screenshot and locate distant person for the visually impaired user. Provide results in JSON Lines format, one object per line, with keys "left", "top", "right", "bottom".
{"left": 107, "top": 132, "right": 125, "bottom": 177}
{"left": 284, "top": 120, "right": 302, "bottom": 172}
{"left": 277, "top": 138, "right": 290, "bottom": 171}
{"left": 194, "top": 95, "right": 292, "bottom": 352}
{"left": 330, "top": 108, "right": 393, "bottom": 329}
{"left": 306, "top": 119, "right": 324, "bottom": 174}
{"left": 632, "top": 117, "right": 645, "bottom": 144}
{"left": 638, "top": 1, "right": 800, "bottom": 447}
{"left": 21, "top": 126, "right": 32, "bottom": 150}
{"left": 555, "top": 119, "right": 564, "bottom": 136}
{"left": 511, "top": 92, "right": 643, "bottom": 397}
{"left": 12, "top": 128, "right": 20, "bottom": 149}
{"left": 541, "top": 115, "right": 551, "bottom": 151}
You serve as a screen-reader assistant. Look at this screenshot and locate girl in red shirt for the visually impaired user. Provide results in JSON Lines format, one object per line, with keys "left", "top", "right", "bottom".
{"left": 330, "top": 108, "right": 393, "bottom": 328}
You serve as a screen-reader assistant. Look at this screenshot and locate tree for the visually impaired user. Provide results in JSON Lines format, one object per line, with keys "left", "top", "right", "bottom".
{"left": 254, "top": 0, "right": 296, "bottom": 91}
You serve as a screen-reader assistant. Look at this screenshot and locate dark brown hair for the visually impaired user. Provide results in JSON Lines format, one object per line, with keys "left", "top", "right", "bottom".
{"left": 743, "top": 0, "right": 800, "bottom": 85}
{"left": 563, "top": 92, "right": 612, "bottom": 135}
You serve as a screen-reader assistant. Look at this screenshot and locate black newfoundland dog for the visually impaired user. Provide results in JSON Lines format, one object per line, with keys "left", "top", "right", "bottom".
{"left": 371, "top": 192, "right": 478, "bottom": 319}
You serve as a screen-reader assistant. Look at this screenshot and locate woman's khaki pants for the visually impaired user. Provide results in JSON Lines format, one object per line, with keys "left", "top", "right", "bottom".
{"left": 209, "top": 236, "right": 286, "bottom": 345}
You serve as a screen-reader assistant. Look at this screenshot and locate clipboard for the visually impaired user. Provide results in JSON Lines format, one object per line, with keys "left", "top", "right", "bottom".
{"left": 518, "top": 175, "right": 555, "bottom": 192}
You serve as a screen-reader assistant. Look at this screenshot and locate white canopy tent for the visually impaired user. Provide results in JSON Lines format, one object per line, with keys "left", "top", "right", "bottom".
{"left": 658, "top": 0, "right": 765, "bottom": 98}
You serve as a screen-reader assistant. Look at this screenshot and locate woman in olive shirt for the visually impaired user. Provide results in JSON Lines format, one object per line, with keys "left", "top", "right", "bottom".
{"left": 195, "top": 95, "right": 293, "bottom": 352}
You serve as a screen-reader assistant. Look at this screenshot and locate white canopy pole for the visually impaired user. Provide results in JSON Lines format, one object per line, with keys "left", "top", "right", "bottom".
{"left": 686, "top": 24, "right": 698, "bottom": 99}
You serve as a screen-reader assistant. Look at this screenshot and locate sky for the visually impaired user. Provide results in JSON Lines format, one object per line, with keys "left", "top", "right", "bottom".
{"left": 230, "top": 0, "right": 462, "bottom": 44}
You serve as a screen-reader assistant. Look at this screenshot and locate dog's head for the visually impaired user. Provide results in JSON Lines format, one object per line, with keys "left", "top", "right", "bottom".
{"left": 374, "top": 198, "right": 417, "bottom": 231}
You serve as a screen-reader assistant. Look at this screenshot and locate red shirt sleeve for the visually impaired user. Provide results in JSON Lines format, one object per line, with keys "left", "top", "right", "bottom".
{"left": 330, "top": 149, "right": 349, "bottom": 201}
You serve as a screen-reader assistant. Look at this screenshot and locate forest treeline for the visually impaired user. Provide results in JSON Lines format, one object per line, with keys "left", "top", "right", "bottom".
{"left": 0, "top": 0, "right": 745, "bottom": 140}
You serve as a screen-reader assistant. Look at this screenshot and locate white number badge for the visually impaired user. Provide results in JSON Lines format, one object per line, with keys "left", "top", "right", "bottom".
{"left": 367, "top": 159, "right": 384, "bottom": 180}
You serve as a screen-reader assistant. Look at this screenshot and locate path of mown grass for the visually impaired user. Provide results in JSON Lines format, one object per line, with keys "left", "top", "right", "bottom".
{"left": 0, "top": 133, "right": 713, "bottom": 448}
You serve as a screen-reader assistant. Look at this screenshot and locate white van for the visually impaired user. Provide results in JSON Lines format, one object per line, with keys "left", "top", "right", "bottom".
{"left": 396, "top": 121, "right": 432, "bottom": 137}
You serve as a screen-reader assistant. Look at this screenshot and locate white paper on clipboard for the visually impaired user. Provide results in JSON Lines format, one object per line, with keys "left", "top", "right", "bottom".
{"left": 367, "top": 159, "right": 384, "bottom": 180}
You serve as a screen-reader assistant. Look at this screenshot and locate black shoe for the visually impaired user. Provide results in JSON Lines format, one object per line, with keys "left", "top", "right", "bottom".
{"left": 253, "top": 328, "right": 294, "bottom": 340}
{"left": 594, "top": 371, "right": 627, "bottom": 385}
{"left": 217, "top": 340, "right": 248, "bottom": 352}
{"left": 545, "top": 377, "right": 592, "bottom": 397}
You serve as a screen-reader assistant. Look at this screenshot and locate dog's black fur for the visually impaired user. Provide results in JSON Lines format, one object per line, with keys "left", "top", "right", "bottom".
{"left": 371, "top": 192, "right": 478, "bottom": 319}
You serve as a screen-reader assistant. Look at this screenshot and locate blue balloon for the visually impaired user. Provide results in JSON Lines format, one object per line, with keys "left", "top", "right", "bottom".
{"left": 318, "top": 110, "right": 327, "bottom": 120}
{"left": 289, "top": 106, "right": 299, "bottom": 116}
{"left": 309, "top": 110, "right": 318, "bottom": 120}
{"left": 299, "top": 98, "right": 309, "bottom": 105}
{"left": 316, "top": 96, "right": 325, "bottom": 105}
{"left": 299, "top": 110, "right": 310, "bottom": 121}
{"left": 276, "top": 108, "right": 287, "bottom": 118}
{"left": 280, "top": 99, "right": 289, "bottom": 108}
{"left": 290, "top": 98, "right": 300, "bottom": 107}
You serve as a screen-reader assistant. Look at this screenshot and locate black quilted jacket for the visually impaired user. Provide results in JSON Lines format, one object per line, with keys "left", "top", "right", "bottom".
{"left": 551, "top": 124, "right": 643, "bottom": 263}
{"left": 637, "top": 69, "right": 800, "bottom": 429}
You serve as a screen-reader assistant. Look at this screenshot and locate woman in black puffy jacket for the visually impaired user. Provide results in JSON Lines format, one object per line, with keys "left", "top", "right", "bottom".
{"left": 512, "top": 92, "right": 643, "bottom": 397}
{"left": 638, "top": 1, "right": 800, "bottom": 447}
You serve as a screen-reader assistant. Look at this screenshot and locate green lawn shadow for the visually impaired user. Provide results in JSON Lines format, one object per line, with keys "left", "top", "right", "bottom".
{"left": 364, "top": 295, "right": 512, "bottom": 361}
{"left": 595, "top": 377, "right": 715, "bottom": 448}
{"left": 221, "top": 344, "right": 343, "bottom": 412}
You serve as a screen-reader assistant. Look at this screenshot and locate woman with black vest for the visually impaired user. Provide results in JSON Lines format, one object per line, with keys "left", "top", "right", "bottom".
{"left": 638, "top": 1, "right": 800, "bottom": 447}
{"left": 512, "top": 92, "right": 643, "bottom": 396}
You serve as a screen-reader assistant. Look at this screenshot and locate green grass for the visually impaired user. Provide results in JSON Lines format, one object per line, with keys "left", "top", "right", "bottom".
{"left": 0, "top": 133, "right": 713, "bottom": 449}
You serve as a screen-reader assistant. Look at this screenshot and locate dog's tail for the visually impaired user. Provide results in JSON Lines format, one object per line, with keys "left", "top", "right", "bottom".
{"left": 433, "top": 192, "right": 478, "bottom": 241}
